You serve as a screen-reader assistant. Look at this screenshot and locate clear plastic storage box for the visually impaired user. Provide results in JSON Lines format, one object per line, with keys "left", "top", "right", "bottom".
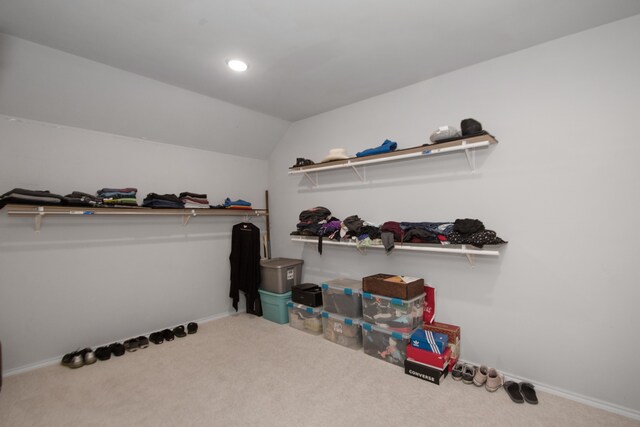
{"left": 321, "top": 311, "right": 362, "bottom": 350}
{"left": 321, "top": 278, "right": 363, "bottom": 318}
{"left": 362, "top": 322, "right": 419, "bottom": 367}
{"left": 287, "top": 301, "right": 323, "bottom": 335}
{"left": 362, "top": 292, "right": 425, "bottom": 333}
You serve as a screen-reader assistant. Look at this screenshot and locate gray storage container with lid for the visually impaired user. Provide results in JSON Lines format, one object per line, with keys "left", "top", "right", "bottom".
{"left": 260, "top": 258, "right": 304, "bottom": 294}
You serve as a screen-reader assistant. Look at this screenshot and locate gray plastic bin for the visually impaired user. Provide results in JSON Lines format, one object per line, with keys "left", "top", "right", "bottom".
{"left": 260, "top": 258, "right": 304, "bottom": 294}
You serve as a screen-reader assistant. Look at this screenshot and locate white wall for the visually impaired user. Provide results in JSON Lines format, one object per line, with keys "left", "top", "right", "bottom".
{"left": 0, "top": 116, "right": 269, "bottom": 371}
{"left": 268, "top": 15, "right": 640, "bottom": 416}
{"left": 0, "top": 33, "right": 290, "bottom": 160}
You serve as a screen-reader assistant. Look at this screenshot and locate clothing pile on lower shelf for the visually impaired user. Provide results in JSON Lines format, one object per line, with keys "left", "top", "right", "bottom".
{"left": 0, "top": 188, "right": 66, "bottom": 208}
{"left": 290, "top": 206, "right": 507, "bottom": 250}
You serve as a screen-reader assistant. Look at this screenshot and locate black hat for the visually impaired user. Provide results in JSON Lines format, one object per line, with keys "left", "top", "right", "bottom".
{"left": 461, "top": 118, "right": 483, "bottom": 136}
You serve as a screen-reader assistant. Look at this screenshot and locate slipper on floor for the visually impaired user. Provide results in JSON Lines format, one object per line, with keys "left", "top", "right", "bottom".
{"left": 187, "top": 322, "right": 198, "bottom": 334}
{"left": 504, "top": 381, "right": 524, "bottom": 404}
{"left": 162, "top": 328, "right": 175, "bottom": 341}
{"left": 137, "top": 336, "right": 149, "bottom": 349}
{"left": 173, "top": 325, "right": 187, "bottom": 338}
{"left": 109, "top": 342, "right": 125, "bottom": 357}
{"left": 95, "top": 346, "right": 111, "bottom": 361}
{"left": 520, "top": 382, "right": 538, "bottom": 404}
{"left": 149, "top": 332, "right": 164, "bottom": 345}
{"left": 124, "top": 338, "right": 139, "bottom": 352}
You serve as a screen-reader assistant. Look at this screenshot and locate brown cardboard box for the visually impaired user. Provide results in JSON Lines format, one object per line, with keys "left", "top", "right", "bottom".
{"left": 423, "top": 321, "right": 461, "bottom": 359}
{"left": 362, "top": 274, "right": 424, "bottom": 299}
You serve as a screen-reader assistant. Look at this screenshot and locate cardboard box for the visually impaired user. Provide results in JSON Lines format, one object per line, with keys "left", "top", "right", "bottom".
{"left": 404, "top": 358, "right": 449, "bottom": 385}
{"left": 410, "top": 329, "right": 448, "bottom": 354}
{"left": 362, "top": 274, "right": 424, "bottom": 300}
{"left": 406, "top": 346, "right": 451, "bottom": 369}
{"left": 424, "top": 321, "right": 461, "bottom": 359}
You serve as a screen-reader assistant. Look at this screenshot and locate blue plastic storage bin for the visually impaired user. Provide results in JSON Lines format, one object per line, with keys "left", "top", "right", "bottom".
{"left": 258, "top": 289, "right": 292, "bottom": 324}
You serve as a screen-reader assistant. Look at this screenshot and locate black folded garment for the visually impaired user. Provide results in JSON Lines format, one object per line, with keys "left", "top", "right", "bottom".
{"left": 65, "top": 191, "right": 102, "bottom": 207}
{"left": 0, "top": 188, "right": 66, "bottom": 208}
{"left": 179, "top": 192, "right": 207, "bottom": 199}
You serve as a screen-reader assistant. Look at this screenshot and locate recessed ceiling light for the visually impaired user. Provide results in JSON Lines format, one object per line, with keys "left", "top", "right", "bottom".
{"left": 226, "top": 59, "right": 248, "bottom": 72}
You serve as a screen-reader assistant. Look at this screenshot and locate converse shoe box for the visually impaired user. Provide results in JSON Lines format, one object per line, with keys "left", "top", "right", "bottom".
{"left": 404, "top": 358, "right": 449, "bottom": 385}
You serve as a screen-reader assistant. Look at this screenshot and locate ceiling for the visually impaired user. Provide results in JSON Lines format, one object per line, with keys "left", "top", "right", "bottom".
{"left": 1, "top": 0, "right": 640, "bottom": 122}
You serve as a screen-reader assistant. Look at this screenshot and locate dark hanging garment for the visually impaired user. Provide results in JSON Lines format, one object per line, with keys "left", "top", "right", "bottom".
{"left": 229, "top": 222, "right": 262, "bottom": 315}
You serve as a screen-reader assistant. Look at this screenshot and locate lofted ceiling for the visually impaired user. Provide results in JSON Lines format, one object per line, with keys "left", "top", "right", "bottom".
{"left": 1, "top": 1, "right": 640, "bottom": 122}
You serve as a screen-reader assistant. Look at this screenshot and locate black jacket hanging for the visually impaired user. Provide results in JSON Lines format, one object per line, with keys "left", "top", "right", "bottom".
{"left": 229, "top": 222, "right": 261, "bottom": 313}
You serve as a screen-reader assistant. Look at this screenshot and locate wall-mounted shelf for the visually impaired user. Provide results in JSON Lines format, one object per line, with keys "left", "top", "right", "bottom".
{"left": 288, "top": 134, "right": 497, "bottom": 186}
{"left": 5, "top": 204, "right": 268, "bottom": 232}
{"left": 291, "top": 236, "right": 502, "bottom": 266}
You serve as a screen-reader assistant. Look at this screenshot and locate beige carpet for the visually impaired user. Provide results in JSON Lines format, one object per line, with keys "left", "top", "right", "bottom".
{"left": 0, "top": 314, "right": 637, "bottom": 427}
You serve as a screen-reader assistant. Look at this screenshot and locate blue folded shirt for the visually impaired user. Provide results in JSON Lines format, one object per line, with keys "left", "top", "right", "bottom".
{"left": 356, "top": 139, "right": 398, "bottom": 158}
{"left": 224, "top": 198, "right": 251, "bottom": 207}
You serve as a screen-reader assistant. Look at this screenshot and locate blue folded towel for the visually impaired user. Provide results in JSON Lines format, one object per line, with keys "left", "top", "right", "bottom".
{"left": 356, "top": 139, "right": 398, "bottom": 157}
{"left": 224, "top": 198, "right": 251, "bottom": 207}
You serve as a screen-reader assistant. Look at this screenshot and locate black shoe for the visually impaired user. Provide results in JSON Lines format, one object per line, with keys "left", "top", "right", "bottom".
{"left": 161, "top": 329, "right": 175, "bottom": 341}
{"left": 137, "top": 335, "right": 149, "bottom": 349}
{"left": 173, "top": 325, "right": 187, "bottom": 338}
{"left": 187, "top": 322, "right": 198, "bottom": 334}
{"left": 149, "top": 332, "right": 164, "bottom": 345}
{"left": 95, "top": 346, "right": 111, "bottom": 361}
{"left": 109, "top": 342, "right": 125, "bottom": 357}
{"left": 61, "top": 350, "right": 83, "bottom": 369}
{"left": 80, "top": 347, "right": 97, "bottom": 365}
{"left": 123, "top": 338, "right": 139, "bottom": 352}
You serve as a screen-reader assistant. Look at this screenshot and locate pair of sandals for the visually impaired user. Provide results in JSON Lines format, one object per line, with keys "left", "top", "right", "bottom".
{"left": 504, "top": 381, "right": 538, "bottom": 404}
{"left": 149, "top": 322, "right": 198, "bottom": 345}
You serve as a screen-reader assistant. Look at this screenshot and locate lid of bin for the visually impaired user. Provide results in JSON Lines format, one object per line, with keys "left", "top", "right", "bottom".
{"left": 321, "top": 310, "right": 362, "bottom": 325}
{"left": 288, "top": 301, "right": 322, "bottom": 313}
{"left": 362, "top": 292, "right": 426, "bottom": 305}
{"left": 260, "top": 258, "right": 304, "bottom": 269}
{"left": 362, "top": 322, "right": 417, "bottom": 339}
{"left": 258, "top": 289, "right": 293, "bottom": 297}
{"left": 321, "top": 278, "right": 362, "bottom": 294}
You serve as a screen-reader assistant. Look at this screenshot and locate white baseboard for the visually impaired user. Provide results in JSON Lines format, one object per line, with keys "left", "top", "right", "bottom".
{"left": 3, "top": 309, "right": 244, "bottom": 378}
{"left": 459, "top": 358, "right": 640, "bottom": 421}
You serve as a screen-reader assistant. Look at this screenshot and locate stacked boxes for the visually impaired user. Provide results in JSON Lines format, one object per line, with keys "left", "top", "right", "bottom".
{"left": 404, "top": 328, "right": 450, "bottom": 385}
{"left": 320, "top": 278, "right": 363, "bottom": 349}
{"left": 321, "top": 311, "right": 362, "bottom": 349}
{"left": 361, "top": 274, "right": 424, "bottom": 367}
{"left": 362, "top": 323, "right": 413, "bottom": 367}
{"left": 259, "top": 258, "right": 303, "bottom": 324}
{"left": 423, "top": 321, "right": 461, "bottom": 363}
{"left": 362, "top": 292, "right": 425, "bottom": 333}
{"left": 287, "top": 302, "right": 323, "bottom": 335}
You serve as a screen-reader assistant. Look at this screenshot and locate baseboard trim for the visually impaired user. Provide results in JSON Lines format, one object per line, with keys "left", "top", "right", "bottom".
{"left": 460, "top": 358, "right": 640, "bottom": 421}
{"left": 3, "top": 309, "right": 244, "bottom": 378}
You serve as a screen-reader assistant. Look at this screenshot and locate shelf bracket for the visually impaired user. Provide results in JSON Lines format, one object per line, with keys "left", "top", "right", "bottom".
{"left": 462, "top": 245, "right": 476, "bottom": 267}
{"left": 34, "top": 206, "right": 44, "bottom": 232}
{"left": 462, "top": 142, "right": 476, "bottom": 172}
{"left": 182, "top": 210, "right": 196, "bottom": 226}
{"left": 350, "top": 165, "right": 366, "bottom": 182}
{"left": 303, "top": 172, "right": 318, "bottom": 187}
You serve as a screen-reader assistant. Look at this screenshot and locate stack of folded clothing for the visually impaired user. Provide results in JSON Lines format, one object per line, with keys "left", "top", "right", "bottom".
{"left": 179, "top": 192, "right": 210, "bottom": 208}
{"left": 447, "top": 218, "right": 507, "bottom": 248}
{"left": 0, "top": 188, "right": 66, "bottom": 208}
{"left": 65, "top": 191, "right": 102, "bottom": 207}
{"left": 98, "top": 188, "right": 138, "bottom": 207}
{"left": 142, "top": 193, "right": 184, "bottom": 208}
{"left": 223, "top": 198, "right": 252, "bottom": 210}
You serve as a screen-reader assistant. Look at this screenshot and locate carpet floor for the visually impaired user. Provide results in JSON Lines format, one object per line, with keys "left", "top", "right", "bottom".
{"left": 0, "top": 313, "right": 637, "bottom": 427}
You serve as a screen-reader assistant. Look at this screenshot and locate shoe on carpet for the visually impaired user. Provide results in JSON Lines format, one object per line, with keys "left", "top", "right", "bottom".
{"left": 109, "top": 342, "right": 125, "bottom": 357}
{"left": 80, "top": 348, "right": 96, "bottom": 365}
{"left": 137, "top": 336, "right": 149, "bottom": 349}
{"left": 61, "top": 350, "right": 83, "bottom": 369}
{"left": 451, "top": 361, "right": 464, "bottom": 381}
{"left": 173, "top": 325, "right": 187, "bottom": 338}
{"left": 485, "top": 368, "right": 503, "bottom": 392}
{"left": 124, "top": 338, "right": 139, "bottom": 352}
{"left": 187, "top": 322, "right": 198, "bottom": 334}
{"left": 149, "top": 332, "right": 164, "bottom": 345}
{"left": 94, "top": 346, "right": 111, "bottom": 361}
{"left": 462, "top": 364, "right": 476, "bottom": 384}
{"left": 161, "top": 329, "right": 175, "bottom": 341}
{"left": 473, "top": 365, "right": 488, "bottom": 386}
{"left": 520, "top": 382, "right": 538, "bottom": 404}
{"left": 504, "top": 381, "right": 524, "bottom": 403}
